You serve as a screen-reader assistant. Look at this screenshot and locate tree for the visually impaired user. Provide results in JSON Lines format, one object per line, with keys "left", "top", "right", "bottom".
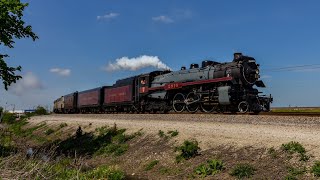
{"left": 35, "top": 106, "right": 47, "bottom": 115}
{"left": 0, "top": 0, "right": 38, "bottom": 90}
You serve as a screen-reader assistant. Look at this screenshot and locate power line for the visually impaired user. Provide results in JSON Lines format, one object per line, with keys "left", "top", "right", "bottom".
{"left": 261, "top": 64, "right": 320, "bottom": 72}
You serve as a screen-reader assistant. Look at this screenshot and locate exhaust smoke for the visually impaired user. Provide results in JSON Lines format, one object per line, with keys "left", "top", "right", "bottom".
{"left": 104, "top": 55, "right": 171, "bottom": 71}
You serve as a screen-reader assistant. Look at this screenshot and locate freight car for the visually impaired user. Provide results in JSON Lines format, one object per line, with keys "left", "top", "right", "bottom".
{"left": 64, "top": 92, "right": 78, "bottom": 113}
{"left": 77, "top": 87, "right": 109, "bottom": 113}
{"left": 53, "top": 96, "right": 64, "bottom": 113}
{"left": 53, "top": 53, "right": 272, "bottom": 114}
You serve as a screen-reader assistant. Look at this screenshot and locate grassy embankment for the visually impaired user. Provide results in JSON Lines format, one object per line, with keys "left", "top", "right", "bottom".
{"left": 271, "top": 107, "right": 320, "bottom": 113}
{"left": 1, "top": 113, "right": 320, "bottom": 179}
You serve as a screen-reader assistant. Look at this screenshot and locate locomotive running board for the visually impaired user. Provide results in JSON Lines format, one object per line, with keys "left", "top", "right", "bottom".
{"left": 147, "top": 77, "right": 233, "bottom": 92}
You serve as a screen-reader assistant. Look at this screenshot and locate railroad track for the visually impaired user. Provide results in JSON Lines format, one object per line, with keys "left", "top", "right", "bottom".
{"left": 58, "top": 111, "right": 320, "bottom": 117}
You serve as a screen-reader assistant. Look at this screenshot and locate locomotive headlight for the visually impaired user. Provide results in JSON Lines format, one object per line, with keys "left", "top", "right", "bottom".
{"left": 256, "top": 69, "right": 259, "bottom": 74}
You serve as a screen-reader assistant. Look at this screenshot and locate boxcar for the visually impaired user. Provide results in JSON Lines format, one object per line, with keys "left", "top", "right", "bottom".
{"left": 77, "top": 87, "right": 106, "bottom": 113}
{"left": 104, "top": 76, "right": 136, "bottom": 112}
{"left": 64, "top": 92, "right": 78, "bottom": 113}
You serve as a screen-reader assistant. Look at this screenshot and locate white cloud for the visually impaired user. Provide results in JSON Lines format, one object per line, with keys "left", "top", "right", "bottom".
{"left": 9, "top": 72, "right": 43, "bottom": 96}
{"left": 152, "top": 15, "right": 174, "bottom": 23}
{"left": 103, "top": 55, "right": 171, "bottom": 72}
{"left": 50, "top": 68, "right": 71, "bottom": 77}
{"left": 97, "top": 12, "right": 119, "bottom": 20}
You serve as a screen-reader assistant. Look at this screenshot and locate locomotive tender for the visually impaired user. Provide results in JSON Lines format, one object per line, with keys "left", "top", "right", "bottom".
{"left": 54, "top": 53, "right": 272, "bottom": 114}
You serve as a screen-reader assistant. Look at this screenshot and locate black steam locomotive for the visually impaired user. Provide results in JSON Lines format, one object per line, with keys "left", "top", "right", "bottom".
{"left": 54, "top": 53, "right": 272, "bottom": 114}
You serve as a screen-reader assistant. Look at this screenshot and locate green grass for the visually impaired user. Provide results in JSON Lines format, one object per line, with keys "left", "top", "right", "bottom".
{"left": 175, "top": 140, "right": 200, "bottom": 163}
{"left": 167, "top": 130, "right": 179, "bottom": 137}
{"left": 59, "top": 123, "right": 68, "bottom": 129}
{"left": 1, "top": 113, "right": 16, "bottom": 124}
{"left": 284, "top": 166, "right": 306, "bottom": 180}
{"left": 144, "top": 160, "right": 159, "bottom": 171}
{"left": 158, "top": 130, "right": 165, "bottom": 138}
{"left": 271, "top": 108, "right": 320, "bottom": 113}
{"left": 41, "top": 160, "right": 125, "bottom": 180}
{"left": 58, "top": 125, "right": 137, "bottom": 157}
{"left": 44, "top": 128, "right": 55, "bottom": 135}
{"left": 8, "top": 120, "right": 46, "bottom": 137}
{"left": 230, "top": 163, "right": 256, "bottom": 179}
{"left": 311, "top": 161, "right": 320, "bottom": 177}
{"left": 84, "top": 165, "right": 125, "bottom": 180}
{"left": 282, "top": 141, "right": 309, "bottom": 161}
{"left": 282, "top": 142, "right": 305, "bottom": 154}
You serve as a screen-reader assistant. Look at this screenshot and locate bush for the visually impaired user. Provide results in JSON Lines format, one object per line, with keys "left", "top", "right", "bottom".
{"left": 2, "top": 112, "right": 16, "bottom": 124}
{"left": 35, "top": 106, "right": 47, "bottom": 115}
{"left": 311, "top": 161, "right": 320, "bottom": 177}
{"left": 230, "top": 163, "right": 256, "bottom": 179}
{"left": 145, "top": 160, "right": 159, "bottom": 171}
{"left": 176, "top": 140, "right": 200, "bottom": 162}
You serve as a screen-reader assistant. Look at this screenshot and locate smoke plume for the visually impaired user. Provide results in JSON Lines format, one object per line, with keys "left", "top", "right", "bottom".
{"left": 104, "top": 55, "right": 171, "bottom": 71}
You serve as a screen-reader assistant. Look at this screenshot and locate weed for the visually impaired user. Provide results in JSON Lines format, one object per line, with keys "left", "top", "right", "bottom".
{"left": 311, "top": 161, "right": 320, "bottom": 177}
{"left": 287, "top": 166, "right": 306, "bottom": 176}
{"left": 194, "top": 159, "right": 224, "bottom": 178}
{"left": 168, "top": 130, "right": 179, "bottom": 137}
{"left": 158, "top": 130, "right": 165, "bottom": 138}
{"left": 282, "top": 141, "right": 309, "bottom": 161}
{"left": 268, "top": 147, "right": 278, "bottom": 158}
{"left": 44, "top": 128, "right": 55, "bottom": 135}
{"left": 195, "top": 164, "right": 211, "bottom": 178}
{"left": 145, "top": 160, "right": 159, "bottom": 171}
{"left": 284, "top": 166, "right": 306, "bottom": 180}
{"left": 59, "top": 123, "right": 67, "bottom": 129}
{"left": 175, "top": 140, "right": 200, "bottom": 163}
{"left": 230, "top": 163, "right": 256, "bottom": 179}
{"left": 282, "top": 141, "right": 305, "bottom": 154}
{"left": 207, "top": 159, "right": 224, "bottom": 174}
{"left": 159, "top": 167, "right": 170, "bottom": 175}
{"left": 284, "top": 174, "right": 298, "bottom": 180}
{"left": 84, "top": 165, "right": 125, "bottom": 180}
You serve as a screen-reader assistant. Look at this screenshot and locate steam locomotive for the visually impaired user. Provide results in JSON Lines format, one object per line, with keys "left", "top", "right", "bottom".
{"left": 54, "top": 53, "right": 272, "bottom": 114}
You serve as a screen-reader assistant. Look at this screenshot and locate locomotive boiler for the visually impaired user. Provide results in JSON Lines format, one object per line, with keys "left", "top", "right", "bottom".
{"left": 54, "top": 53, "right": 272, "bottom": 114}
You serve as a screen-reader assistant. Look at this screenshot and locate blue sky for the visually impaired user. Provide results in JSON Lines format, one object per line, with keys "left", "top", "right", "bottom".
{"left": 1, "top": 0, "right": 320, "bottom": 109}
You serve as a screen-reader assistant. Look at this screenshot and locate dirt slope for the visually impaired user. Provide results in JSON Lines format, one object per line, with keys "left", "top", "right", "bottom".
{"left": 29, "top": 114, "right": 320, "bottom": 158}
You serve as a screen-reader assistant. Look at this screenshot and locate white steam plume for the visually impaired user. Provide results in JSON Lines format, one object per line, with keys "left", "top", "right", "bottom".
{"left": 104, "top": 55, "right": 171, "bottom": 71}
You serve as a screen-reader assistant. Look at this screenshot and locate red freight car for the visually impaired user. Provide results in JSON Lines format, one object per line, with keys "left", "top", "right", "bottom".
{"left": 64, "top": 92, "right": 78, "bottom": 113}
{"left": 78, "top": 87, "right": 104, "bottom": 112}
{"left": 103, "top": 76, "right": 136, "bottom": 112}
{"left": 104, "top": 85, "right": 132, "bottom": 104}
